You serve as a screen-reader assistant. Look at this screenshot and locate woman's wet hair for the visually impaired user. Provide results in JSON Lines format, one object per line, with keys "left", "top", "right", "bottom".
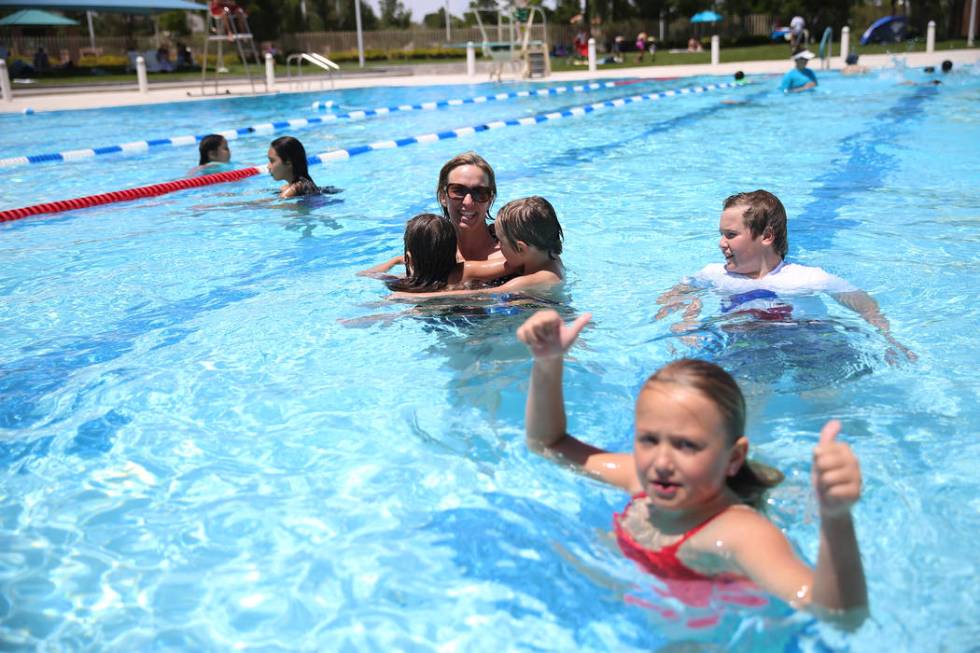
{"left": 436, "top": 151, "right": 497, "bottom": 220}
{"left": 495, "top": 196, "right": 564, "bottom": 260}
{"left": 941, "top": 60, "right": 953, "bottom": 73}
{"left": 723, "top": 190, "right": 788, "bottom": 259}
{"left": 198, "top": 134, "right": 226, "bottom": 166}
{"left": 386, "top": 214, "right": 458, "bottom": 293}
{"left": 734, "top": 70, "right": 745, "bottom": 81}
{"left": 641, "top": 359, "right": 783, "bottom": 509}
{"left": 270, "top": 135, "right": 315, "bottom": 185}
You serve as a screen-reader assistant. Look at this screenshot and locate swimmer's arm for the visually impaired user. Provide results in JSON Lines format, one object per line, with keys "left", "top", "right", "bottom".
{"left": 358, "top": 255, "right": 404, "bottom": 277}
{"left": 279, "top": 181, "right": 304, "bottom": 199}
{"left": 518, "top": 310, "right": 639, "bottom": 492}
{"left": 389, "top": 270, "right": 560, "bottom": 301}
{"left": 462, "top": 257, "right": 522, "bottom": 283}
{"left": 832, "top": 290, "right": 916, "bottom": 361}
{"left": 654, "top": 283, "right": 699, "bottom": 320}
{"left": 788, "top": 81, "right": 817, "bottom": 93}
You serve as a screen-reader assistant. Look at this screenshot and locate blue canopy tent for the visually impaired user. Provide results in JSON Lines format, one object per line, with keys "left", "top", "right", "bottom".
{"left": 0, "top": 0, "right": 205, "bottom": 55}
{"left": 0, "top": 9, "right": 79, "bottom": 26}
{"left": 690, "top": 11, "right": 722, "bottom": 23}
{"left": 861, "top": 15, "right": 908, "bottom": 45}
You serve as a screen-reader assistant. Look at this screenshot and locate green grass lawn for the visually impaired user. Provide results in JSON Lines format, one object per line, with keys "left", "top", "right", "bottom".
{"left": 11, "top": 39, "right": 972, "bottom": 87}
{"left": 550, "top": 39, "right": 971, "bottom": 72}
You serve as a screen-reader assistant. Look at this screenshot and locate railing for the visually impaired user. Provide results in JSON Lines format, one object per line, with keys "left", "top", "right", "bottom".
{"left": 286, "top": 52, "right": 339, "bottom": 91}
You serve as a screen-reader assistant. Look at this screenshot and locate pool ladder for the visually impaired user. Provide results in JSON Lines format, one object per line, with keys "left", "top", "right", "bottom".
{"left": 286, "top": 53, "right": 339, "bottom": 92}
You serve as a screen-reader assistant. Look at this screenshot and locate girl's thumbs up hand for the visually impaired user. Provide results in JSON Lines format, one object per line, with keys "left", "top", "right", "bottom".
{"left": 812, "top": 420, "right": 862, "bottom": 518}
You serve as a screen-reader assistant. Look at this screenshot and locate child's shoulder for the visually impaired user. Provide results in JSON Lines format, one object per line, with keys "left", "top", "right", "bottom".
{"left": 688, "top": 505, "right": 781, "bottom": 552}
{"left": 777, "top": 262, "right": 857, "bottom": 293}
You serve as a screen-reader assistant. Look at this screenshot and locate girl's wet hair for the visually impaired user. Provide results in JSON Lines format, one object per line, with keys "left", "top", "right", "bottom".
{"left": 436, "top": 151, "right": 497, "bottom": 220}
{"left": 198, "top": 134, "right": 226, "bottom": 166}
{"left": 495, "top": 196, "right": 564, "bottom": 260}
{"left": 642, "top": 359, "right": 783, "bottom": 509}
{"left": 386, "top": 214, "right": 458, "bottom": 293}
{"left": 270, "top": 135, "right": 315, "bottom": 186}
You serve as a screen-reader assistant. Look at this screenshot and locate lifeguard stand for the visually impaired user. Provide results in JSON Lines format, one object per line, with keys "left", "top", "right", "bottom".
{"left": 200, "top": 3, "right": 266, "bottom": 95}
{"left": 472, "top": 1, "right": 550, "bottom": 81}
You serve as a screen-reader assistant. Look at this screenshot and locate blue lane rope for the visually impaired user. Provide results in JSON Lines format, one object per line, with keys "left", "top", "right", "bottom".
{"left": 0, "top": 78, "right": 670, "bottom": 170}
{"left": 306, "top": 81, "right": 739, "bottom": 165}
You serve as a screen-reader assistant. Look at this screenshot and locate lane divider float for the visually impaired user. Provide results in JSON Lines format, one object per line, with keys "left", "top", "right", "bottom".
{"left": 0, "top": 166, "right": 262, "bottom": 223}
{"left": 0, "top": 81, "right": 738, "bottom": 224}
{"left": 0, "top": 77, "right": 671, "bottom": 170}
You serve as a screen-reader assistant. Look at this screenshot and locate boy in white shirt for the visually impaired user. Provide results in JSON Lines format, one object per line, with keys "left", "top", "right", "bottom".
{"left": 657, "top": 190, "right": 915, "bottom": 363}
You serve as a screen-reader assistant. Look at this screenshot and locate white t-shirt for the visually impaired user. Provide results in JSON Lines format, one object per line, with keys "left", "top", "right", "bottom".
{"left": 790, "top": 16, "right": 805, "bottom": 33}
{"left": 684, "top": 261, "right": 856, "bottom": 318}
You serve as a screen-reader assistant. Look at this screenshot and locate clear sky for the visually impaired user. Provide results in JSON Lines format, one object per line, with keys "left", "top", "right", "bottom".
{"left": 365, "top": 0, "right": 560, "bottom": 22}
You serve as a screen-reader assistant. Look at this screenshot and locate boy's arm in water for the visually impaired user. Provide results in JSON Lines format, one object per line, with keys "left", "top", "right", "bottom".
{"left": 517, "top": 310, "right": 638, "bottom": 492}
{"left": 389, "top": 269, "right": 562, "bottom": 302}
{"left": 358, "top": 255, "right": 404, "bottom": 278}
{"left": 832, "top": 290, "right": 917, "bottom": 362}
{"left": 655, "top": 283, "right": 703, "bottom": 333}
{"left": 723, "top": 420, "right": 868, "bottom": 628}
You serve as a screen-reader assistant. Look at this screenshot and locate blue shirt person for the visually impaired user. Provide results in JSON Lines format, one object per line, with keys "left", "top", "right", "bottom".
{"left": 780, "top": 50, "right": 818, "bottom": 93}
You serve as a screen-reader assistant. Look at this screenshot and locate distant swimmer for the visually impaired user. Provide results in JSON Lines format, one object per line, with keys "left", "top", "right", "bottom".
{"left": 780, "top": 49, "right": 817, "bottom": 93}
{"left": 267, "top": 136, "right": 319, "bottom": 198}
{"left": 189, "top": 134, "right": 232, "bottom": 175}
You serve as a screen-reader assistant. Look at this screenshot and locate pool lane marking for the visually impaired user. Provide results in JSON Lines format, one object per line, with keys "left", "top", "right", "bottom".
{"left": 0, "top": 166, "right": 263, "bottom": 223}
{"left": 0, "top": 77, "right": 674, "bottom": 170}
{"left": 305, "top": 81, "right": 738, "bottom": 164}
{"left": 0, "top": 81, "right": 739, "bottom": 223}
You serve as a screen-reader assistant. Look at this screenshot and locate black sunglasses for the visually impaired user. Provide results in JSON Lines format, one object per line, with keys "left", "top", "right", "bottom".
{"left": 445, "top": 183, "right": 492, "bottom": 203}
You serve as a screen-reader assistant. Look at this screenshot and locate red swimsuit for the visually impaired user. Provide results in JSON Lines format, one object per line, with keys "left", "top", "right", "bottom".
{"left": 614, "top": 494, "right": 767, "bottom": 609}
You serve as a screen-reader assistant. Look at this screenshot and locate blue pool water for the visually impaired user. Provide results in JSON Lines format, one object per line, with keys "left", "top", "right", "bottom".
{"left": 1, "top": 68, "right": 979, "bottom": 651}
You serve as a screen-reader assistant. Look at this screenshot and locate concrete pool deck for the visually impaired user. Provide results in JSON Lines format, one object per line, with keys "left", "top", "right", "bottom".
{"left": 1, "top": 49, "right": 977, "bottom": 114}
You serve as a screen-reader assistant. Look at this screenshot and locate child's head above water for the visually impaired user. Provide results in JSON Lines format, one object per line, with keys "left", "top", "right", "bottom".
{"left": 268, "top": 135, "right": 313, "bottom": 184}
{"left": 494, "top": 196, "right": 564, "bottom": 261}
{"left": 638, "top": 359, "right": 782, "bottom": 509}
{"left": 722, "top": 189, "right": 788, "bottom": 259}
{"left": 386, "top": 213, "right": 458, "bottom": 293}
{"left": 198, "top": 134, "right": 230, "bottom": 166}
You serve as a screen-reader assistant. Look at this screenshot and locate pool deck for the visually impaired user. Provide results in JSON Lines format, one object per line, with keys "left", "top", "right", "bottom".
{"left": 1, "top": 49, "right": 977, "bottom": 114}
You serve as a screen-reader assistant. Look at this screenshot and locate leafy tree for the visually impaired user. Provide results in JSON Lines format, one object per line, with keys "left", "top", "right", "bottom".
{"left": 379, "top": 0, "right": 413, "bottom": 28}
{"left": 422, "top": 7, "right": 465, "bottom": 29}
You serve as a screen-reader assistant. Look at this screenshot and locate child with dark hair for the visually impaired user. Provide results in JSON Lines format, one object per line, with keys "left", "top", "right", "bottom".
{"left": 268, "top": 136, "right": 318, "bottom": 198}
{"left": 187, "top": 134, "right": 232, "bottom": 175}
{"left": 198, "top": 134, "right": 230, "bottom": 166}
{"left": 516, "top": 308, "right": 867, "bottom": 624}
{"left": 359, "top": 214, "right": 504, "bottom": 293}
{"left": 389, "top": 196, "right": 565, "bottom": 301}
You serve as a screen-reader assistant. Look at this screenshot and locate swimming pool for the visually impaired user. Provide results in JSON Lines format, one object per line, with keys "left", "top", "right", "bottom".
{"left": 1, "top": 68, "right": 978, "bottom": 651}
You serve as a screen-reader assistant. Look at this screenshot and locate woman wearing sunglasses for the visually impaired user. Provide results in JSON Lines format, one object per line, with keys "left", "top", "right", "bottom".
{"left": 364, "top": 152, "right": 512, "bottom": 284}
{"left": 435, "top": 151, "right": 501, "bottom": 263}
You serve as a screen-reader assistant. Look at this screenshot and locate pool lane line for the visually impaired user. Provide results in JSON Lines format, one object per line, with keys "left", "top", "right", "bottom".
{"left": 0, "top": 80, "right": 739, "bottom": 223}
{"left": 0, "top": 77, "right": 678, "bottom": 171}
{"left": 306, "top": 80, "right": 739, "bottom": 164}
{"left": 0, "top": 166, "right": 262, "bottom": 223}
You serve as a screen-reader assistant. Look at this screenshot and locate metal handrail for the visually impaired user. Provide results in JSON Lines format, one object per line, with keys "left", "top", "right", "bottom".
{"left": 286, "top": 52, "right": 338, "bottom": 91}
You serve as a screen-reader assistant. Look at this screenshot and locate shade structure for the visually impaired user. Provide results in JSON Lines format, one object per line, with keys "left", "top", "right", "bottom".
{"left": 690, "top": 10, "right": 722, "bottom": 23}
{"left": 0, "top": 8, "right": 80, "bottom": 25}
{"left": 0, "top": 0, "right": 206, "bottom": 14}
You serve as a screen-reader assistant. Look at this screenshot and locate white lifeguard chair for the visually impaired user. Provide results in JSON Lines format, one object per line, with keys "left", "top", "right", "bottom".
{"left": 200, "top": 2, "right": 266, "bottom": 95}
{"left": 472, "top": 1, "right": 550, "bottom": 81}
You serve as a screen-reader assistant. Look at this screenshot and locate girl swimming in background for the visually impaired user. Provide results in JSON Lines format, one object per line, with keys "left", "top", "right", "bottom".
{"left": 389, "top": 196, "right": 564, "bottom": 301}
{"left": 268, "top": 136, "right": 319, "bottom": 198}
{"left": 188, "top": 134, "right": 232, "bottom": 175}
{"left": 516, "top": 309, "right": 868, "bottom": 626}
